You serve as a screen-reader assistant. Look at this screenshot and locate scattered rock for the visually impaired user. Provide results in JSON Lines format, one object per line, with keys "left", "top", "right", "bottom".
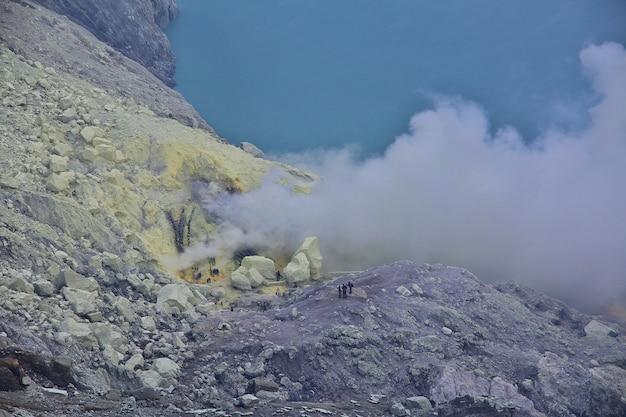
{"left": 140, "top": 316, "right": 157, "bottom": 331}
{"left": 45, "top": 171, "right": 75, "bottom": 192}
{"left": 396, "top": 285, "right": 412, "bottom": 296}
{"left": 239, "top": 393, "right": 260, "bottom": 408}
{"left": 406, "top": 396, "right": 432, "bottom": 410}
{"left": 114, "top": 297, "right": 136, "bottom": 322}
{"left": 33, "top": 280, "right": 54, "bottom": 296}
{"left": 37, "top": 78, "right": 51, "bottom": 89}
{"left": 79, "top": 126, "right": 105, "bottom": 143}
{"left": 138, "top": 369, "right": 164, "bottom": 389}
{"left": 58, "top": 96, "right": 73, "bottom": 110}
{"left": 389, "top": 402, "right": 409, "bottom": 416}
{"left": 62, "top": 287, "right": 98, "bottom": 315}
{"left": 156, "top": 283, "right": 195, "bottom": 313}
{"left": 249, "top": 378, "right": 280, "bottom": 393}
{"left": 6, "top": 277, "right": 34, "bottom": 294}
{"left": 57, "top": 269, "right": 100, "bottom": 293}
{"left": 101, "top": 252, "right": 122, "bottom": 271}
{"left": 80, "top": 147, "right": 98, "bottom": 162}
{"left": 584, "top": 319, "right": 618, "bottom": 338}
{"left": 240, "top": 142, "right": 264, "bottom": 158}
{"left": 48, "top": 155, "right": 69, "bottom": 173}
{"left": 152, "top": 357, "right": 180, "bottom": 379}
{"left": 58, "top": 107, "right": 77, "bottom": 122}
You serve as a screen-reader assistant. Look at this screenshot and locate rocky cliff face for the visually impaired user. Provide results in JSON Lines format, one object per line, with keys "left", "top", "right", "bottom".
{"left": 1, "top": 0, "right": 209, "bottom": 131}
{"left": 30, "top": 0, "right": 179, "bottom": 86}
{"left": 1, "top": 1, "right": 625, "bottom": 417}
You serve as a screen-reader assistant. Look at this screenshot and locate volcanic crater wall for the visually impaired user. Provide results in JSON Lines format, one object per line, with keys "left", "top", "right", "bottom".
{"left": 31, "top": 0, "right": 179, "bottom": 86}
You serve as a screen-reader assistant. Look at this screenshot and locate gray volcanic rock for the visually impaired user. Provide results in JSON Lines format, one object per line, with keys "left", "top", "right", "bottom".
{"left": 31, "top": 0, "right": 179, "bottom": 86}
{"left": 0, "top": 0, "right": 211, "bottom": 131}
{"left": 190, "top": 262, "right": 626, "bottom": 417}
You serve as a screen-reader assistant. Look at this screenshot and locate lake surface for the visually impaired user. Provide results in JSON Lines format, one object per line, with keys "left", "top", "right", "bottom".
{"left": 165, "top": 0, "right": 626, "bottom": 155}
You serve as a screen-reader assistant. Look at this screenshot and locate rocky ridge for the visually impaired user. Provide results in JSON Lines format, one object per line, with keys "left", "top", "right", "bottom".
{"left": 1, "top": 1, "right": 626, "bottom": 416}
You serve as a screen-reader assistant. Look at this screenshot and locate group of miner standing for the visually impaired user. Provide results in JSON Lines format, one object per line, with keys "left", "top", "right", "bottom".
{"left": 277, "top": 269, "right": 356, "bottom": 299}
{"left": 338, "top": 281, "right": 354, "bottom": 298}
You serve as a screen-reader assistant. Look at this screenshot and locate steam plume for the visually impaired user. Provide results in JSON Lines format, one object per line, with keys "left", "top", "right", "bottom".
{"left": 202, "top": 42, "right": 626, "bottom": 310}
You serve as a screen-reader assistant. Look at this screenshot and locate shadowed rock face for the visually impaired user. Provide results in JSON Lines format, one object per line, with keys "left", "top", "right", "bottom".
{"left": 31, "top": 0, "right": 179, "bottom": 86}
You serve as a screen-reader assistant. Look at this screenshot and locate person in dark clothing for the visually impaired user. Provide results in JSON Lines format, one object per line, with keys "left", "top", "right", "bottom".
{"left": 342, "top": 283, "right": 348, "bottom": 298}
{"left": 276, "top": 270, "right": 281, "bottom": 281}
{"left": 347, "top": 281, "right": 354, "bottom": 294}
{"left": 338, "top": 285, "right": 342, "bottom": 298}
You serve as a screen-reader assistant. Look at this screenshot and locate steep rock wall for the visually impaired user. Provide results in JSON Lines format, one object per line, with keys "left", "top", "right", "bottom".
{"left": 30, "top": 0, "right": 179, "bottom": 86}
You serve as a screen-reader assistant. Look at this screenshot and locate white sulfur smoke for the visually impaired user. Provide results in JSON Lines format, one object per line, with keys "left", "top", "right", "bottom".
{"left": 201, "top": 42, "right": 626, "bottom": 310}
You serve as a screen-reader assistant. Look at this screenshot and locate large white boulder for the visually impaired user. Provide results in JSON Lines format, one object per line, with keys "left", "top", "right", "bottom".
{"left": 246, "top": 267, "right": 266, "bottom": 288}
{"left": 294, "top": 236, "right": 323, "bottom": 279}
{"left": 283, "top": 252, "right": 310, "bottom": 285}
{"left": 241, "top": 256, "right": 276, "bottom": 280}
{"left": 230, "top": 267, "right": 252, "bottom": 290}
{"left": 230, "top": 257, "right": 273, "bottom": 290}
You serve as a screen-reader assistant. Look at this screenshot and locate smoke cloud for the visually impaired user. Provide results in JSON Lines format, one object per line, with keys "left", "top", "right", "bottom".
{"left": 202, "top": 42, "right": 626, "bottom": 310}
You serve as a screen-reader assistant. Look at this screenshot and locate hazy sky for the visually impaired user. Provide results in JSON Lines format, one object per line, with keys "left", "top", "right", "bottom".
{"left": 200, "top": 42, "right": 626, "bottom": 311}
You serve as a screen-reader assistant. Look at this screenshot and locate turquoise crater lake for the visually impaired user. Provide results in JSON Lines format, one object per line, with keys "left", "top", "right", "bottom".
{"left": 165, "top": 0, "right": 626, "bottom": 156}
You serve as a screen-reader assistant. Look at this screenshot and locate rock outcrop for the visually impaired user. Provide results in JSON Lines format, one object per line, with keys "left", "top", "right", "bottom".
{"left": 280, "top": 236, "right": 324, "bottom": 286}
{"left": 293, "top": 236, "right": 323, "bottom": 280}
{"left": 31, "top": 0, "right": 179, "bottom": 86}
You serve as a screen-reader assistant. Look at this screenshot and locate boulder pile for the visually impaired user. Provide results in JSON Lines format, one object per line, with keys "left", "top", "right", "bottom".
{"left": 229, "top": 237, "right": 324, "bottom": 291}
